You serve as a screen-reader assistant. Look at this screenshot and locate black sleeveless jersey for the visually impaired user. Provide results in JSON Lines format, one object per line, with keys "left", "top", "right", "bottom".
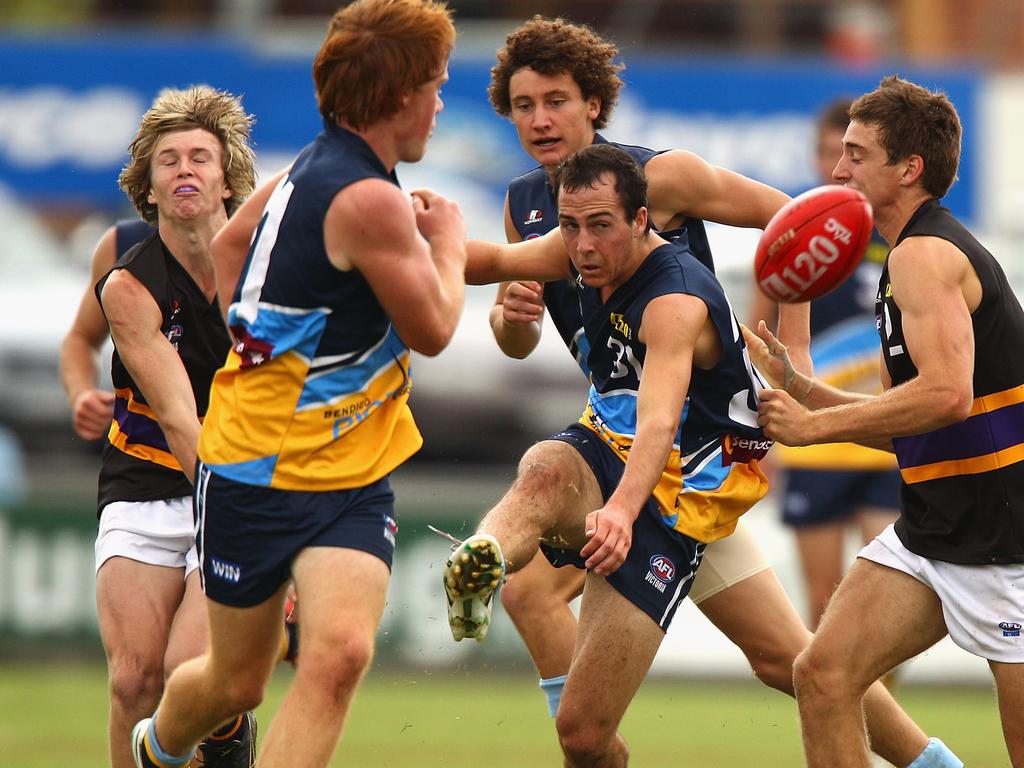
{"left": 94, "top": 232, "right": 230, "bottom": 515}
{"left": 877, "top": 199, "right": 1024, "bottom": 563}
{"left": 507, "top": 134, "right": 714, "bottom": 371}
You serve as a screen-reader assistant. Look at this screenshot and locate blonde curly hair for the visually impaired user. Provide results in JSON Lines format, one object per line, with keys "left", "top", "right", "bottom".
{"left": 119, "top": 85, "right": 256, "bottom": 225}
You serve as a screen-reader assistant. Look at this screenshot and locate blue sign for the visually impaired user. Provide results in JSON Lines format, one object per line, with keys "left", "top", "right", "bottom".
{"left": 0, "top": 34, "right": 979, "bottom": 221}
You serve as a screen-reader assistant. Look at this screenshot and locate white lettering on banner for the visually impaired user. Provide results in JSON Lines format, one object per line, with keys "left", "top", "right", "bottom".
{"left": 607, "top": 97, "right": 815, "bottom": 191}
{"left": 0, "top": 87, "right": 144, "bottom": 169}
{"left": 0, "top": 519, "right": 98, "bottom": 634}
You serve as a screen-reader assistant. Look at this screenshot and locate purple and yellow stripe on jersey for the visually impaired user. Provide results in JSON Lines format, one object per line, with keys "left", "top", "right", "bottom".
{"left": 580, "top": 402, "right": 769, "bottom": 544}
{"left": 107, "top": 387, "right": 181, "bottom": 471}
{"left": 894, "top": 384, "right": 1024, "bottom": 484}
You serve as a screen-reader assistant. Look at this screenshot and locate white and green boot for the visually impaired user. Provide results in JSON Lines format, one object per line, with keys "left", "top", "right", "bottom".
{"left": 442, "top": 533, "right": 505, "bottom": 643}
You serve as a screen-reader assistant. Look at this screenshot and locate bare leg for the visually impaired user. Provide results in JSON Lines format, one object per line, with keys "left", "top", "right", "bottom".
{"left": 794, "top": 559, "right": 947, "bottom": 768}
{"left": 989, "top": 660, "right": 1024, "bottom": 767}
{"left": 501, "top": 554, "right": 585, "bottom": 678}
{"left": 857, "top": 507, "right": 899, "bottom": 547}
{"left": 97, "top": 558, "right": 185, "bottom": 768}
{"left": 793, "top": 522, "right": 846, "bottom": 629}
{"left": 699, "top": 568, "right": 810, "bottom": 694}
{"left": 152, "top": 584, "right": 288, "bottom": 759}
{"left": 164, "top": 570, "right": 208, "bottom": 674}
{"left": 557, "top": 574, "right": 664, "bottom": 768}
{"left": 258, "top": 548, "right": 390, "bottom": 767}
{"left": 698, "top": 563, "right": 929, "bottom": 765}
{"left": 479, "top": 440, "right": 604, "bottom": 576}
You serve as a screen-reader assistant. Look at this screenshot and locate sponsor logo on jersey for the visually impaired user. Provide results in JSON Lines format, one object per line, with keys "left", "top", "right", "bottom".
{"left": 524, "top": 209, "right": 543, "bottom": 225}
{"left": 722, "top": 435, "right": 773, "bottom": 466}
{"left": 610, "top": 313, "right": 631, "bottom": 339}
{"left": 330, "top": 381, "right": 411, "bottom": 440}
{"left": 209, "top": 557, "right": 242, "bottom": 583}
{"left": 999, "top": 621, "right": 1022, "bottom": 637}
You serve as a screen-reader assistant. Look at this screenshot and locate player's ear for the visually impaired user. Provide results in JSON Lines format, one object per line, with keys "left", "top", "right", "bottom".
{"left": 586, "top": 96, "right": 600, "bottom": 122}
{"left": 901, "top": 154, "right": 924, "bottom": 187}
{"left": 634, "top": 206, "right": 649, "bottom": 235}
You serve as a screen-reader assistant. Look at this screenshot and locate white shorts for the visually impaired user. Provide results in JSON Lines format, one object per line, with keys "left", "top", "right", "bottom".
{"left": 860, "top": 524, "right": 1024, "bottom": 663}
{"left": 95, "top": 497, "right": 199, "bottom": 577}
{"left": 690, "top": 521, "right": 771, "bottom": 605}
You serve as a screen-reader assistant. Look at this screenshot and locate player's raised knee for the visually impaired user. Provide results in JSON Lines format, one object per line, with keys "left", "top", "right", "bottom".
{"left": 515, "top": 442, "right": 579, "bottom": 488}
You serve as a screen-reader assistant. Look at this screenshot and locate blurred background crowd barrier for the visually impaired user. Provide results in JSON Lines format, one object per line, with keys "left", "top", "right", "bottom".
{"left": 0, "top": 0, "right": 1021, "bottom": 683}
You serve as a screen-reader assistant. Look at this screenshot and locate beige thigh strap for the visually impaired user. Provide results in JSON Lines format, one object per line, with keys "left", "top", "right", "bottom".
{"left": 689, "top": 521, "right": 771, "bottom": 604}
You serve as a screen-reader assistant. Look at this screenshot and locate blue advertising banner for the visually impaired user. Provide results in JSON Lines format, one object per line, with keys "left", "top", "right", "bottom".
{"left": 0, "top": 34, "right": 978, "bottom": 220}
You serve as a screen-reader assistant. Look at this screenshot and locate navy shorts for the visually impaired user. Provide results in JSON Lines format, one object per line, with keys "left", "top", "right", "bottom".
{"left": 781, "top": 468, "right": 901, "bottom": 528}
{"left": 540, "top": 423, "right": 706, "bottom": 631}
{"left": 194, "top": 462, "right": 398, "bottom": 607}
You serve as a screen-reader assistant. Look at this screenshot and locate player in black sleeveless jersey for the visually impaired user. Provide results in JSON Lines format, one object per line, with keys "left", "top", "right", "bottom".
{"left": 755, "top": 76, "right": 1022, "bottom": 767}
{"left": 132, "top": 4, "right": 464, "bottom": 768}
{"left": 61, "top": 219, "right": 154, "bottom": 442}
{"left": 62, "top": 86, "right": 265, "bottom": 768}
{"left": 749, "top": 99, "right": 901, "bottom": 631}
{"left": 475, "top": 17, "right": 953, "bottom": 768}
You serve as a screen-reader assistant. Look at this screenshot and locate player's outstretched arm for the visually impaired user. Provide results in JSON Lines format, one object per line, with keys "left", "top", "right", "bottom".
{"left": 99, "top": 270, "right": 202, "bottom": 483}
{"left": 210, "top": 169, "right": 288, "bottom": 326}
{"left": 60, "top": 225, "right": 118, "bottom": 440}
{"left": 645, "top": 150, "right": 790, "bottom": 229}
{"left": 490, "top": 195, "right": 545, "bottom": 359}
{"left": 756, "top": 237, "right": 975, "bottom": 448}
{"left": 581, "top": 293, "right": 701, "bottom": 576}
{"left": 467, "top": 227, "right": 570, "bottom": 287}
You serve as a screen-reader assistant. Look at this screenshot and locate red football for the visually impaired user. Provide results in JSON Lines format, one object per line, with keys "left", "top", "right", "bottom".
{"left": 754, "top": 185, "right": 873, "bottom": 303}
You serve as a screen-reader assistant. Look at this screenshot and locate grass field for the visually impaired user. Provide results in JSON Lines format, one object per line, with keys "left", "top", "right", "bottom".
{"left": 0, "top": 663, "right": 1009, "bottom": 767}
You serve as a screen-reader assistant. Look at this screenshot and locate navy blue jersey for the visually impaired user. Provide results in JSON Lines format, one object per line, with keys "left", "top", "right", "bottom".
{"left": 573, "top": 240, "right": 770, "bottom": 543}
{"left": 506, "top": 134, "right": 713, "bottom": 371}
{"left": 199, "top": 120, "right": 421, "bottom": 491}
{"left": 115, "top": 219, "right": 155, "bottom": 257}
{"left": 878, "top": 199, "right": 1024, "bottom": 564}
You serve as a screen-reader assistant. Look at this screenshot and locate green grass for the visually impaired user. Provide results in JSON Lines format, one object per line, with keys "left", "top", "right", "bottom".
{"left": 0, "top": 663, "right": 1009, "bottom": 767}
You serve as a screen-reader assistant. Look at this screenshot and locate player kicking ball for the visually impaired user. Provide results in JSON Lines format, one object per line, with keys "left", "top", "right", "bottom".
{"left": 442, "top": 144, "right": 774, "bottom": 765}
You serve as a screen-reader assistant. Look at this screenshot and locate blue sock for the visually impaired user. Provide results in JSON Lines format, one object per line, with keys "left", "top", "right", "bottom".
{"left": 145, "top": 718, "right": 194, "bottom": 767}
{"left": 905, "top": 737, "right": 964, "bottom": 768}
{"left": 539, "top": 674, "right": 568, "bottom": 718}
